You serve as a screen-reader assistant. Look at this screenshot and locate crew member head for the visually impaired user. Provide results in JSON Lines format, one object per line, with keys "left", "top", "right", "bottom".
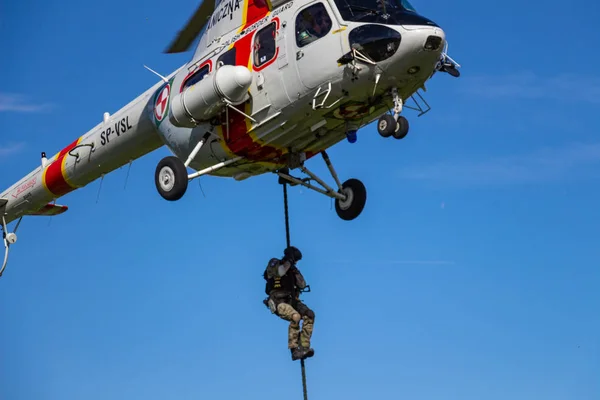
{"left": 283, "top": 246, "right": 302, "bottom": 264}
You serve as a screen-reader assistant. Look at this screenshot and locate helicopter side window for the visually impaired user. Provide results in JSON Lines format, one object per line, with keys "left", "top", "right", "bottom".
{"left": 253, "top": 22, "right": 277, "bottom": 68}
{"left": 217, "top": 47, "right": 237, "bottom": 68}
{"left": 182, "top": 64, "right": 210, "bottom": 90}
{"left": 295, "top": 3, "right": 332, "bottom": 48}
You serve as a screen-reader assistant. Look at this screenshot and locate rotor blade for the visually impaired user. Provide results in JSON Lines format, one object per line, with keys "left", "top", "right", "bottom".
{"left": 164, "top": 0, "right": 215, "bottom": 54}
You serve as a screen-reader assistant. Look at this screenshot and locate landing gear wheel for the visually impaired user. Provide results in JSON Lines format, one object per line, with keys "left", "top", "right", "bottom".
{"left": 335, "top": 178, "right": 367, "bottom": 221}
{"left": 155, "top": 156, "right": 189, "bottom": 201}
{"left": 393, "top": 116, "right": 409, "bottom": 139}
{"left": 276, "top": 152, "right": 368, "bottom": 222}
{"left": 377, "top": 114, "right": 396, "bottom": 138}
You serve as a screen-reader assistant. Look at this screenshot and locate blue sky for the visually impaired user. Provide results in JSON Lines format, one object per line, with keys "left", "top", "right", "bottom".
{"left": 1, "top": 0, "right": 599, "bottom": 399}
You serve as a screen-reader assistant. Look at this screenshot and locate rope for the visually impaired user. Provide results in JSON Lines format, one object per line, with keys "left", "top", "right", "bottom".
{"left": 283, "top": 181, "right": 291, "bottom": 248}
{"left": 300, "top": 358, "right": 308, "bottom": 400}
{"left": 281, "top": 181, "right": 308, "bottom": 400}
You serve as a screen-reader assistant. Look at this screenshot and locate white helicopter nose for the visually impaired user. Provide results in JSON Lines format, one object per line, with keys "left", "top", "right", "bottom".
{"left": 371, "top": 24, "right": 447, "bottom": 81}
{"left": 404, "top": 25, "right": 446, "bottom": 53}
{"left": 424, "top": 26, "right": 446, "bottom": 51}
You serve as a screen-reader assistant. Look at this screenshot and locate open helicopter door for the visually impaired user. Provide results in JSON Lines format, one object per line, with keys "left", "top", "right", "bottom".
{"left": 290, "top": 0, "right": 344, "bottom": 90}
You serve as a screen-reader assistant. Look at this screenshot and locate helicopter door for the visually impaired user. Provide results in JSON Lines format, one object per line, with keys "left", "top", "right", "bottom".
{"left": 292, "top": 1, "right": 343, "bottom": 90}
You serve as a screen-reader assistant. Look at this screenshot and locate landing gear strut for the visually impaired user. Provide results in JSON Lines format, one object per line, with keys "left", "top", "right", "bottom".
{"left": 377, "top": 87, "right": 409, "bottom": 140}
{"left": 277, "top": 151, "right": 367, "bottom": 221}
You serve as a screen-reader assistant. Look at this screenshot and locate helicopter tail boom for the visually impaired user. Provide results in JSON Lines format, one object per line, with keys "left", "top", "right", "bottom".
{"left": 0, "top": 74, "right": 177, "bottom": 227}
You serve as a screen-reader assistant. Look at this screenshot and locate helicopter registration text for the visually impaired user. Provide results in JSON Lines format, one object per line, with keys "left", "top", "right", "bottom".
{"left": 100, "top": 116, "right": 133, "bottom": 146}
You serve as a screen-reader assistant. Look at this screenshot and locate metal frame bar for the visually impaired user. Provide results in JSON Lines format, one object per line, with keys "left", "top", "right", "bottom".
{"left": 184, "top": 132, "right": 211, "bottom": 168}
{"left": 276, "top": 151, "right": 347, "bottom": 201}
{"left": 1, "top": 240, "right": 8, "bottom": 277}
{"left": 352, "top": 48, "right": 377, "bottom": 66}
{"left": 188, "top": 156, "right": 244, "bottom": 180}
{"left": 321, "top": 151, "right": 343, "bottom": 191}
{"left": 224, "top": 100, "right": 257, "bottom": 123}
{"left": 403, "top": 91, "right": 432, "bottom": 117}
{"left": 312, "top": 81, "right": 345, "bottom": 110}
{"left": 223, "top": 100, "right": 257, "bottom": 141}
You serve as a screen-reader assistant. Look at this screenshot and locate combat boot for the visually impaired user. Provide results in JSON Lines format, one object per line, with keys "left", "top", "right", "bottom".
{"left": 299, "top": 346, "right": 314, "bottom": 359}
{"left": 291, "top": 346, "right": 314, "bottom": 360}
{"left": 291, "top": 347, "right": 305, "bottom": 361}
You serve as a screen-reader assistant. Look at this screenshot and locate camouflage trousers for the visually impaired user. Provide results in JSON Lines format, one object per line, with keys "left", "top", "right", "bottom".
{"left": 276, "top": 300, "right": 315, "bottom": 349}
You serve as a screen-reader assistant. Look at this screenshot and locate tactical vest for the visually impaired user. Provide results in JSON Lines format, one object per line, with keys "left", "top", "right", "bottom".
{"left": 266, "top": 263, "right": 296, "bottom": 296}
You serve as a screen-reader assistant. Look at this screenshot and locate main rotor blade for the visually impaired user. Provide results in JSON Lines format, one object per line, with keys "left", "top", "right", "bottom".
{"left": 164, "top": 0, "right": 215, "bottom": 54}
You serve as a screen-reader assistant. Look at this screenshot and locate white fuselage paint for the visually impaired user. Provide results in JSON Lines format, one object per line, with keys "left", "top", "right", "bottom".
{"left": 1, "top": 0, "right": 448, "bottom": 227}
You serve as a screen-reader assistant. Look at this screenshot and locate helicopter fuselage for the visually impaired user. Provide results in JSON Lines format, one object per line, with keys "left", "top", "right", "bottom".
{"left": 1, "top": 0, "right": 455, "bottom": 227}
{"left": 157, "top": 0, "right": 448, "bottom": 179}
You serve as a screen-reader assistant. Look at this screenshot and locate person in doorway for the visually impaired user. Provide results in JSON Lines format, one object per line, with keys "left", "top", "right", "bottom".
{"left": 263, "top": 246, "right": 315, "bottom": 361}
{"left": 296, "top": 6, "right": 332, "bottom": 47}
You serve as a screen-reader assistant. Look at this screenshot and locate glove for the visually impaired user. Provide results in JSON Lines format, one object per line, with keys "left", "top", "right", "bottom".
{"left": 263, "top": 297, "right": 277, "bottom": 314}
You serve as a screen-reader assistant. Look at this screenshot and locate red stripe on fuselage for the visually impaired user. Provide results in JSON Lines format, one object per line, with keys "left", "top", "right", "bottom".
{"left": 222, "top": 34, "right": 282, "bottom": 160}
{"left": 235, "top": 33, "right": 254, "bottom": 67}
{"left": 244, "top": 0, "right": 270, "bottom": 29}
{"left": 220, "top": 103, "right": 281, "bottom": 160}
{"left": 217, "top": 11, "right": 287, "bottom": 162}
{"left": 44, "top": 138, "right": 80, "bottom": 197}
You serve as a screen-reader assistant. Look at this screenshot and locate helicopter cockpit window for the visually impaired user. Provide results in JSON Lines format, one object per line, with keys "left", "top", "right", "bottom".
{"left": 217, "top": 47, "right": 237, "bottom": 68}
{"left": 333, "top": 0, "right": 433, "bottom": 26}
{"left": 182, "top": 64, "right": 210, "bottom": 91}
{"left": 295, "top": 3, "right": 332, "bottom": 48}
{"left": 253, "top": 22, "right": 277, "bottom": 68}
{"left": 400, "top": 0, "right": 416, "bottom": 12}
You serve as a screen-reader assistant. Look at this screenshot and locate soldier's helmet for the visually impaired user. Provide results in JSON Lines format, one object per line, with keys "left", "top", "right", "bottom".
{"left": 283, "top": 246, "right": 302, "bottom": 262}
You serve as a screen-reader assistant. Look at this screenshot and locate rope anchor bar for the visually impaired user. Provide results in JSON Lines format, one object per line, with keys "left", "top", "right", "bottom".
{"left": 280, "top": 181, "right": 308, "bottom": 400}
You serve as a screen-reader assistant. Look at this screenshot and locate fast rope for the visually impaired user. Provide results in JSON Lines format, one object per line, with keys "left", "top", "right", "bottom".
{"left": 281, "top": 180, "right": 309, "bottom": 400}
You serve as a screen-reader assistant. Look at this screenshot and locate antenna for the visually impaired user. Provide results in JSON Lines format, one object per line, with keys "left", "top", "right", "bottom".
{"left": 143, "top": 65, "right": 169, "bottom": 83}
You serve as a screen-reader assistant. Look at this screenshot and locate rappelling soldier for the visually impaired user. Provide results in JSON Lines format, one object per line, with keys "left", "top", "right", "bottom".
{"left": 263, "top": 246, "right": 315, "bottom": 361}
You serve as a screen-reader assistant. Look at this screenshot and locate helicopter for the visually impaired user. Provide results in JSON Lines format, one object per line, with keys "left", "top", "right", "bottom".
{"left": 0, "top": 0, "right": 460, "bottom": 276}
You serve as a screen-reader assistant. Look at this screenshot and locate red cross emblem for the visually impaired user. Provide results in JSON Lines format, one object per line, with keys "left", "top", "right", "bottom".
{"left": 154, "top": 84, "right": 170, "bottom": 121}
